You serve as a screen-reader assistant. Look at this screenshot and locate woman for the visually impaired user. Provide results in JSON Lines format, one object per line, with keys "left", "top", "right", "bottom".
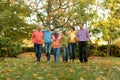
{"left": 62, "top": 31, "right": 69, "bottom": 63}
{"left": 31, "top": 26, "right": 43, "bottom": 62}
{"left": 52, "top": 30, "right": 61, "bottom": 62}
{"left": 68, "top": 27, "right": 77, "bottom": 63}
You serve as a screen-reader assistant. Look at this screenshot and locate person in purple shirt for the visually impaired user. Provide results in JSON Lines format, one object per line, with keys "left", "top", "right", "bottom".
{"left": 76, "top": 23, "right": 90, "bottom": 63}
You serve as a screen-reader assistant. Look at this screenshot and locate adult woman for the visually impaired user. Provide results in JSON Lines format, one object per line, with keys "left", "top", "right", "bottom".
{"left": 31, "top": 26, "right": 43, "bottom": 62}
{"left": 68, "top": 27, "right": 77, "bottom": 63}
{"left": 62, "top": 31, "right": 69, "bottom": 63}
{"left": 52, "top": 30, "right": 61, "bottom": 62}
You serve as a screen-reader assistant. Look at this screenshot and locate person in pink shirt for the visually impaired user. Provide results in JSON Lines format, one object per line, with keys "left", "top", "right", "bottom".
{"left": 52, "top": 30, "right": 61, "bottom": 62}
{"left": 31, "top": 26, "right": 43, "bottom": 62}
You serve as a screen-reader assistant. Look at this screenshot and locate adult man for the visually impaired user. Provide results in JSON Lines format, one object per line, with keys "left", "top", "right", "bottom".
{"left": 43, "top": 27, "right": 53, "bottom": 62}
{"left": 76, "top": 23, "right": 90, "bottom": 63}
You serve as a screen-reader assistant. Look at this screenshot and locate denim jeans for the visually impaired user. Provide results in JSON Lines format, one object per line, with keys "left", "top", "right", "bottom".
{"left": 78, "top": 41, "right": 88, "bottom": 63}
{"left": 53, "top": 48, "right": 61, "bottom": 62}
{"left": 62, "top": 47, "right": 68, "bottom": 62}
{"left": 45, "top": 42, "right": 52, "bottom": 61}
{"left": 34, "top": 43, "right": 42, "bottom": 61}
{"left": 69, "top": 43, "right": 76, "bottom": 61}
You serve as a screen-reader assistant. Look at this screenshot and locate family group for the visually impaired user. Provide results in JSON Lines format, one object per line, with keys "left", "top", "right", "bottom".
{"left": 31, "top": 23, "right": 90, "bottom": 63}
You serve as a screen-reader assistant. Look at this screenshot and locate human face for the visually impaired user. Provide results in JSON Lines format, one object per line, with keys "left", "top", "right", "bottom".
{"left": 46, "top": 27, "right": 50, "bottom": 31}
{"left": 65, "top": 31, "right": 68, "bottom": 35}
{"left": 70, "top": 28, "right": 74, "bottom": 31}
{"left": 79, "top": 24, "right": 84, "bottom": 29}
{"left": 37, "top": 26, "right": 42, "bottom": 31}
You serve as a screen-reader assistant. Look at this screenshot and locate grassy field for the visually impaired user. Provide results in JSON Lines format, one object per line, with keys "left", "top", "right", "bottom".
{"left": 0, "top": 53, "right": 120, "bottom": 80}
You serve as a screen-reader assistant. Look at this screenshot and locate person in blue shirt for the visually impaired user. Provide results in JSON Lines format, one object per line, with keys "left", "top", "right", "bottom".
{"left": 43, "top": 27, "right": 53, "bottom": 62}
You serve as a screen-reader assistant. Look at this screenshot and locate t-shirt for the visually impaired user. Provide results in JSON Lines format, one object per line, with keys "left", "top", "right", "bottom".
{"left": 52, "top": 34, "right": 61, "bottom": 48}
{"left": 69, "top": 31, "right": 77, "bottom": 43}
{"left": 42, "top": 30, "right": 53, "bottom": 43}
{"left": 62, "top": 35, "right": 69, "bottom": 47}
{"left": 31, "top": 30, "right": 43, "bottom": 44}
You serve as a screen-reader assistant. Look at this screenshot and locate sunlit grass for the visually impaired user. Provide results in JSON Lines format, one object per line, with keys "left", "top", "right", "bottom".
{"left": 0, "top": 55, "right": 120, "bottom": 80}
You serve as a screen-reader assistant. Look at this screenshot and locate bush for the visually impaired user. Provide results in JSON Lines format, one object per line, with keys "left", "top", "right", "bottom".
{"left": 0, "top": 37, "right": 22, "bottom": 57}
{"left": 110, "top": 45, "right": 120, "bottom": 57}
{"left": 21, "top": 46, "right": 46, "bottom": 54}
{"left": 22, "top": 47, "right": 34, "bottom": 52}
{"left": 98, "top": 45, "right": 120, "bottom": 57}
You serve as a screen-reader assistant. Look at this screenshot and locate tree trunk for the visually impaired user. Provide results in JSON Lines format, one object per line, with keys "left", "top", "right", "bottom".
{"left": 107, "top": 39, "right": 112, "bottom": 56}
{"left": 46, "top": 0, "right": 52, "bottom": 27}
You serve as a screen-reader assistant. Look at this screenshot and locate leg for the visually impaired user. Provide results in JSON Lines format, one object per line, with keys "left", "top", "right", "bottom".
{"left": 83, "top": 42, "right": 88, "bottom": 62}
{"left": 48, "top": 43, "right": 52, "bottom": 61}
{"left": 79, "top": 42, "right": 83, "bottom": 63}
{"left": 53, "top": 48, "right": 57, "bottom": 61}
{"left": 34, "top": 44, "right": 39, "bottom": 61}
{"left": 45, "top": 43, "right": 49, "bottom": 60}
{"left": 73, "top": 43, "right": 76, "bottom": 62}
{"left": 63, "top": 47, "right": 66, "bottom": 62}
{"left": 55, "top": 48, "right": 61, "bottom": 62}
{"left": 38, "top": 44, "right": 42, "bottom": 61}
{"left": 65, "top": 47, "right": 68, "bottom": 62}
{"left": 69, "top": 43, "right": 73, "bottom": 60}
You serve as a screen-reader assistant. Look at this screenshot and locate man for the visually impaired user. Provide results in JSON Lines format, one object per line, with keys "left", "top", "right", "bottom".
{"left": 43, "top": 27, "right": 53, "bottom": 62}
{"left": 76, "top": 23, "right": 90, "bottom": 63}
{"left": 31, "top": 26, "right": 43, "bottom": 62}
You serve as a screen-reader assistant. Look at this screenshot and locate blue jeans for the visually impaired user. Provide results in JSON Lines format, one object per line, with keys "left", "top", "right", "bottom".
{"left": 69, "top": 43, "right": 76, "bottom": 61}
{"left": 62, "top": 47, "right": 68, "bottom": 62}
{"left": 45, "top": 42, "right": 52, "bottom": 61}
{"left": 34, "top": 43, "right": 42, "bottom": 61}
{"left": 53, "top": 48, "right": 61, "bottom": 62}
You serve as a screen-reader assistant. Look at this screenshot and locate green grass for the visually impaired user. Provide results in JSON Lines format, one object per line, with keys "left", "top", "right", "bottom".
{"left": 0, "top": 56, "right": 120, "bottom": 80}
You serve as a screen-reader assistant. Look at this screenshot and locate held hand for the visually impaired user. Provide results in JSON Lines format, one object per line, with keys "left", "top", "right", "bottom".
{"left": 76, "top": 37, "right": 79, "bottom": 42}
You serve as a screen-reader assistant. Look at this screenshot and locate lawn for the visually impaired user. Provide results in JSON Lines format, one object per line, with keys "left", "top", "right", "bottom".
{"left": 0, "top": 52, "right": 120, "bottom": 80}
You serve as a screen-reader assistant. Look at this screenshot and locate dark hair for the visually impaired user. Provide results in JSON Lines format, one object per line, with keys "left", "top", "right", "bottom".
{"left": 80, "top": 23, "right": 84, "bottom": 26}
{"left": 63, "top": 31, "right": 66, "bottom": 35}
{"left": 70, "top": 27, "right": 75, "bottom": 31}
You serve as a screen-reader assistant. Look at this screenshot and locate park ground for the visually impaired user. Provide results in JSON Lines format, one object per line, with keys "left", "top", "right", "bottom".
{"left": 0, "top": 52, "right": 120, "bottom": 80}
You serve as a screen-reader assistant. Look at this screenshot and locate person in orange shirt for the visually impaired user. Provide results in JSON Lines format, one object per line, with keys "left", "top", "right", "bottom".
{"left": 52, "top": 30, "right": 61, "bottom": 62}
{"left": 31, "top": 26, "right": 43, "bottom": 62}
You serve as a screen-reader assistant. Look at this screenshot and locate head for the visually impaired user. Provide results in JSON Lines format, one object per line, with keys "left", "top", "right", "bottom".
{"left": 46, "top": 26, "right": 51, "bottom": 31}
{"left": 63, "top": 30, "right": 68, "bottom": 35}
{"left": 53, "top": 30, "right": 59, "bottom": 34}
{"left": 70, "top": 27, "right": 75, "bottom": 31}
{"left": 79, "top": 23, "right": 84, "bottom": 29}
{"left": 37, "top": 26, "right": 42, "bottom": 31}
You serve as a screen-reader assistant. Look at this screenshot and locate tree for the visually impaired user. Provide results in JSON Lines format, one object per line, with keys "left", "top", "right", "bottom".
{"left": 0, "top": 0, "right": 33, "bottom": 42}
{"left": 93, "top": 0, "right": 120, "bottom": 56}
{"left": 27, "top": 0, "right": 97, "bottom": 30}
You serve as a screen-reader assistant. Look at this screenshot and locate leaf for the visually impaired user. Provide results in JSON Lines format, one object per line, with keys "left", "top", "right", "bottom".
{"left": 80, "top": 77, "right": 85, "bottom": 80}
{"left": 84, "top": 65, "right": 90, "bottom": 70}
{"left": 6, "top": 78, "right": 12, "bottom": 80}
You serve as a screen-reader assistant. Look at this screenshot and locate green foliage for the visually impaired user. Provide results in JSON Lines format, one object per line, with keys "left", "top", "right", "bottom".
{"left": 0, "top": 37, "right": 22, "bottom": 57}
{"left": 22, "top": 47, "right": 34, "bottom": 53}
{"left": 98, "top": 45, "right": 120, "bottom": 57}
{"left": 0, "top": 0, "right": 33, "bottom": 42}
{"left": 109, "top": 45, "right": 120, "bottom": 56}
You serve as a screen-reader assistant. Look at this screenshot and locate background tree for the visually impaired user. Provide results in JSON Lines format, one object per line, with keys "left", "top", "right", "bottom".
{"left": 27, "top": 0, "right": 97, "bottom": 30}
{"left": 0, "top": 0, "right": 33, "bottom": 42}
{"left": 93, "top": 0, "right": 120, "bottom": 56}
